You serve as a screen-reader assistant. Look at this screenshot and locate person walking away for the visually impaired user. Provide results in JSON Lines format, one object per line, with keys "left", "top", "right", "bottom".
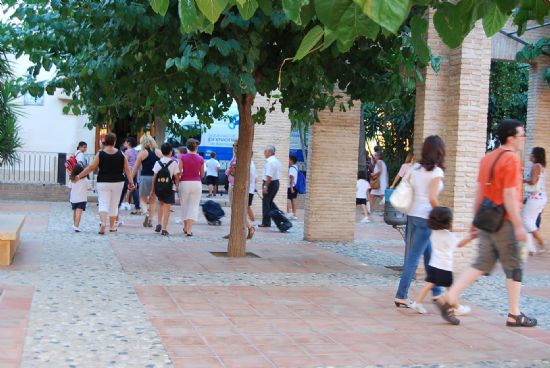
{"left": 394, "top": 135, "right": 446, "bottom": 308}
{"left": 369, "top": 152, "right": 389, "bottom": 210}
{"left": 390, "top": 152, "right": 414, "bottom": 189}
{"left": 205, "top": 152, "right": 221, "bottom": 197}
{"left": 118, "top": 137, "right": 141, "bottom": 214}
{"left": 131, "top": 135, "right": 162, "bottom": 227}
{"left": 409, "top": 207, "right": 475, "bottom": 317}
{"left": 259, "top": 145, "right": 281, "bottom": 228}
{"left": 436, "top": 119, "right": 537, "bottom": 327}
{"left": 74, "top": 133, "right": 134, "bottom": 234}
{"left": 522, "top": 147, "right": 547, "bottom": 254}
{"left": 179, "top": 139, "right": 204, "bottom": 236}
{"left": 75, "top": 141, "right": 88, "bottom": 167}
{"left": 356, "top": 171, "right": 371, "bottom": 223}
{"left": 69, "top": 163, "right": 88, "bottom": 232}
{"left": 248, "top": 158, "right": 257, "bottom": 230}
{"left": 151, "top": 143, "right": 180, "bottom": 236}
{"left": 287, "top": 155, "right": 299, "bottom": 220}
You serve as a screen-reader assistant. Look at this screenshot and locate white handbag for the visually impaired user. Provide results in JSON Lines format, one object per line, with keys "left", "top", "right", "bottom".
{"left": 390, "top": 163, "right": 418, "bottom": 214}
{"left": 524, "top": 180, "right": 540, "bottom": 193}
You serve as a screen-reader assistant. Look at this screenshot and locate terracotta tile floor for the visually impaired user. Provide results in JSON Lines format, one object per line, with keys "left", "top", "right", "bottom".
{"left": 0, "top": 285, "right": 34, "bottom": 368}
{"left": 137, "top": 285, "right": 550, "bottom": 368}
{"left": 112, "top": 241, "right": 383, "bottom": 274}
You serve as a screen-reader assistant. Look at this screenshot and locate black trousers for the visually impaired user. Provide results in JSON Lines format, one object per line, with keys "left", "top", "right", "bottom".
{"left": 262, "top": 179, "right": 280, "bottom": 226}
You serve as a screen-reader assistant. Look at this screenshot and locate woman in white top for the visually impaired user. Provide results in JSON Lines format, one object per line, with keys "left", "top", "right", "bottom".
{"left": 522, "top": 147, "right": 547, "bottom": 253}
{"left": 369, "top": 152, "right": 389, "bottom": 208}
{"left": 75, "top": 141, "right": 88, "bottom": 167}
{"left": 395, "top": 135, "right": 446, "bottom": 308}
{"left": 390, "top": 152, "right": 414, "bottom": 189}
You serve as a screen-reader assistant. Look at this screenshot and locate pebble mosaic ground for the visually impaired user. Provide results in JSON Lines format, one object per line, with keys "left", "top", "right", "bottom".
{"left": 1, "top": 199, "right": 549, "bottom": 368}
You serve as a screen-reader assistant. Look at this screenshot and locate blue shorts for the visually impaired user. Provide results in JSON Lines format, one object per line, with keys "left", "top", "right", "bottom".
{"left": 71, "top": 202, "right": 87, "bottom": 211}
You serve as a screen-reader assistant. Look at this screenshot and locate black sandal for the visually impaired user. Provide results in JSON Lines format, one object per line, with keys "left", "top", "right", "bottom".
{"left": 434, "top": 300, "right": 460, "bottom": 325}
{"left": 506, "top": 313, "right": 537, "bottom": 327}
{"left": 394, "top": 299, "right": 410, "bottom": 308}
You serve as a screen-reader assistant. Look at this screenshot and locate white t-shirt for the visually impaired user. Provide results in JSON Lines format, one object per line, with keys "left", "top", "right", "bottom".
{"left": 356, "top": 179, "right": 370, "bottom": 199}
{"left": 429, "top": 229, "right": 459, "bottom": 271}
{"left": 288, "top": 165, "right": 298, "bottom": 188}
{"left": 70, "top": 178, "right": 88, "bottom": 203}
{"left": 249, "top": 161, "right": 256, "bottom": 194}
{"left": 397, "top": 163, "right": 413, "bottom": 178}
{"left": 205, "top": 158, "right": 220, "bottom": 177}
{"left": 153, "top": 157, "right": 180, "bottom": 190}
{"left": 75, "top": 151, "right": 88, "bottom": 167}
{"left": 370, "top": 159, "right": 389, "bottom": 196}
{"left": 407, "top": 165, "right": 444, "bottom": 219}
{"left": 263, "top": 155, "right": 281, "bottom": 181}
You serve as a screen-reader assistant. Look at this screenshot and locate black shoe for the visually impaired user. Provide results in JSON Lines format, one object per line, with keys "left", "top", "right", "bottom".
{"left": 161, "top": 230, "right": 169, "bottom": 236}
{"left": 258, "top": 224, "right": 270, "bottom": 228}
{"left": 154, "top": 224, "right": 162, "bottom": 233}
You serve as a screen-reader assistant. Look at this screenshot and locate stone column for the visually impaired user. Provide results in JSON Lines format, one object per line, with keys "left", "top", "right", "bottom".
{"left": 304, "top": 97, "right": 361, "bottom": 242}
{"left": 524, "top": 58, "right": 550, "bottom": 240}
{"left": 415, "top": 18, "right": 492, "bottom": 271}
{"left": 251, "top": 95, "right": 291, "bottom": 219}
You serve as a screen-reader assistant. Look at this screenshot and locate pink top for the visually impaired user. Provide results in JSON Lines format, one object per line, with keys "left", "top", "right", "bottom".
{"left": 179, "top": 153, "right": 204, "bottom": 181}
{"left": 225, "top": 157, "right": 237, "bottom": 185}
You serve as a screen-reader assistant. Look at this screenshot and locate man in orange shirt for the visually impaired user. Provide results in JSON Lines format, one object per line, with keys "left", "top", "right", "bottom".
{"left": 438, "top": 119, "right": 537, "bottom": 327}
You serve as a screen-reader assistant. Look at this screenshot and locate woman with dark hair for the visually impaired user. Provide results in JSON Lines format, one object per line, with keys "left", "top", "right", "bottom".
{"left": 522, "top": 146, "right": 547, "bottom": 253}
{"left": 395, "top": 135, "right": 446, "bottom": 308}
{"left": 178, "top": 138, "right": 204, "bottom": 236}
{"left": 75, "top": 141, "right": 88, "bottom": 167}
{"left": 119, "top": 137, "right": 141, "bottom": 214}
{"left": 74, "top": 133, "right": 133, "bottom": 234}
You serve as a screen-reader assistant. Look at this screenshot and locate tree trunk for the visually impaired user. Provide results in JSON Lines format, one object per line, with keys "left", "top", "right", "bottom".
{"left": 154, "top": 115, "right": 166, "bottom": 146}
{"left": 358, "top": 102, "right": 367, "bottom": 172}
{"left": 227, "top": 94, "right": 255, "bottom": 257}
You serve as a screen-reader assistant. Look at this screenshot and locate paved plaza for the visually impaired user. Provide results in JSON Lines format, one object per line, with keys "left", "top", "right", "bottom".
{"left": 1, "top": 199, "right": 550, "bottom": 368}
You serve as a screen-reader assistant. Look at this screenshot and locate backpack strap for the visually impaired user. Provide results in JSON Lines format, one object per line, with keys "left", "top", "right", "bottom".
{"left": 486, "top": 149, "right": 512, "bottom": 186}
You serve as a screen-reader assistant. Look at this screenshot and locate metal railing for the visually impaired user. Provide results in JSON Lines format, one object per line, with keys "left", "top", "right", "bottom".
{"left": 0, "top": 151, "right": 66, "bottom": 184}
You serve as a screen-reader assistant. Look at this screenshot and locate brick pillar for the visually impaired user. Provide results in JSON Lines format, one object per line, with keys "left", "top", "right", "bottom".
{"left": 304, "top": 97, "right": 361, "bottom": 241}
{"left": 415, "top": 18, "right": 492, "bottom": 271}
{"left": 251, "top": 95, "right": 291, "bottom": 219}
{"left": 524, "top": 58, "right": 550, "bottom": 240}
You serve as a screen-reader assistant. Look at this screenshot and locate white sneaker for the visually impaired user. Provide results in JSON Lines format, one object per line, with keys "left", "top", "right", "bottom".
{"left": 72, "top": 225, "right": 81, "bottom": 232}
{"left": 360, "top": 217, "right": 370, "bottom": 223}
{"left": 410, "top": 301, "right": 427, "bottom": 314}
{"left": 454, "top": 304, "right": 471, "bottom": 316}
{"left": 289, "top": 215, "right": 298, "bottom": 220}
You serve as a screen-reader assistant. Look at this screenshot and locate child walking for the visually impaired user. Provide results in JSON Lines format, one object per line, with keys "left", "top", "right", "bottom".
{"left": 410, "top": 206, "right": 476, "bottom": 317}
{"left": 151, "top": 143, "right": 180, "bottom": 236}
{"left": 69, "top": 163, "right": 88, "bottom": 232}
{"left": 356, "top": 171, "right": 371, "bottom": 223}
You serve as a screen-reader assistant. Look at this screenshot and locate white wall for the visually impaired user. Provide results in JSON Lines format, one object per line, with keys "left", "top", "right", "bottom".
{"left": 9, "top": 55, "right": 96, "bottom": 155}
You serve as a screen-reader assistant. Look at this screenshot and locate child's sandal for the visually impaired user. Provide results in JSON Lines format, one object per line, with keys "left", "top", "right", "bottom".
{"left": 506, "top": 313, "right": 537, "bottom": 327}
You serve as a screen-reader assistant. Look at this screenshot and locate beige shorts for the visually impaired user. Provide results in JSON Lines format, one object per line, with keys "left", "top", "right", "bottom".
{"left": 472, "top": 221, "right": 523, "bottom": 279}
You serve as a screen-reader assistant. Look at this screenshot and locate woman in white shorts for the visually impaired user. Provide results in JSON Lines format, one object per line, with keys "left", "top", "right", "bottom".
{"left": 522, "top": 147, "right": 547, "bottom": 253}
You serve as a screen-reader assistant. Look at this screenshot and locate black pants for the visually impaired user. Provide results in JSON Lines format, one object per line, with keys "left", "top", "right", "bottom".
{"left": 119, "top": 177, "right": 140, "bottom": 209}
{"left": 262, "top": 179, "right": 280, "bottom": 226}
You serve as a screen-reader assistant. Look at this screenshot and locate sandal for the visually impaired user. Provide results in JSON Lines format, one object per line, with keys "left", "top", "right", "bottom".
{"left": 186, "top": 232, "right": 193, "bottom": 237}
{"left": 506, "top": 313, "right": 537, "bottom": 327}
{"left": 98, "top": 224, "right": 106, "bottom": 235}
{"left": 394, "top": 298, "right": 411, "bottom": 308}
{"left": 247, "top": 226, "right": 255, "bottom": 240}
{"left": 109, "top": 229, "right": 117, "bottom": 232}
{"left": 434, "top": 300, "right": 460, "bottom": 325}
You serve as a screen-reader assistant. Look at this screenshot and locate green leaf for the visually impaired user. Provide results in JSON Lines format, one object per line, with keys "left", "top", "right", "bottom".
{"left": 294, "top": 25, "right": 324, "bottom": 61}
{"left": 149, "top": 0, "right": 169, "bottom": 16}
{"left": 533, "top": 0, "right": 549, "bottom": 24}
{"left": 179, "top": 0, "right": 206, "bottom": 33}
{"left": 353, "top": 0, "right": 410, "bottom": 33}
{"left": 433, "top": 2, "right": 467, "bottom": 48}
{"left": 315, "top": 0, "right": 355, "bottom": 30}
{"left": 165, "top": 58, "right": 175, "bottom": 70}
{"left": 495, "top": 0, "right": 519, "bottom": 14}
{"left": 410, "top": 15, "right": 429, "bottom": 64}
{"left": 482, "top": 3, "right": 508, "bottom": 37}
{"left": 334, "top": 3, "right": 380, "bottom": 45}
{"left": 544, "top": 67, "right": 550, "bottom": 84}
{"left": 257, "top": 0, "right": 272, "bottom": 15}
{"left": 321, "top": 28, "right": 337, "bottom": 50}
{"left": 282, "top": 0, "right": 309, "bottom": 25}
{"left": 236, "top": 0, "right": 258, "bottom": 20}
{"left": 196, "top": 0, "right": 229, "bottom": 23}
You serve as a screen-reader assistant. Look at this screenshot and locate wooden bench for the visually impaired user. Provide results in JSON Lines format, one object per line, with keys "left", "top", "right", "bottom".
{"left": 0, "top": 215, "right": 25, "bottom": 266}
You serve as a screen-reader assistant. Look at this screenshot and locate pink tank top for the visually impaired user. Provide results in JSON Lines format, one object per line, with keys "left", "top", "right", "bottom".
{"left": 179, "top": 153, "right": 204, "bottom": 181}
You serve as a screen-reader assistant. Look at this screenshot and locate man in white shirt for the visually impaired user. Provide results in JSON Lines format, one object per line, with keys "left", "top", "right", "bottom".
{"left": 259, "top": 145, "right": 281, "bottom": 227}
{"left": 204, "top": 152, "right": 221, "bottom": 197}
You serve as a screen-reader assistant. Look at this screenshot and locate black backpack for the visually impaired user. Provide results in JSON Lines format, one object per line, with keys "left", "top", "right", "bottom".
{"left": 154, "top": 160, "right": 174, "bottom": 197}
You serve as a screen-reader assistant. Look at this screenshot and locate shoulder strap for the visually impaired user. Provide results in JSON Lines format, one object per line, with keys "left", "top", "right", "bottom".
{"left": 486, "top": 149, "right": 512, "bottom": 185}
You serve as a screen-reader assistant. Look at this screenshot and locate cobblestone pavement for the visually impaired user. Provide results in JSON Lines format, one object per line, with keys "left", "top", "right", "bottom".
{"left": 0, "top": 200, "right": 549, "bottom": 368}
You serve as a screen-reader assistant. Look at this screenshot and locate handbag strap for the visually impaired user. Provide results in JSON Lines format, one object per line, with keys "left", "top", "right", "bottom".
{"left": 486, "top": 149, "right": 512, "bottom": 186}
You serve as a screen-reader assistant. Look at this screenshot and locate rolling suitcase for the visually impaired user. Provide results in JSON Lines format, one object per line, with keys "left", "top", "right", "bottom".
{"left": 202, "top": 200, "right": 224, "bottom": 225}
{"left": 268, "top": 208, "right": 293, "bottom": 233}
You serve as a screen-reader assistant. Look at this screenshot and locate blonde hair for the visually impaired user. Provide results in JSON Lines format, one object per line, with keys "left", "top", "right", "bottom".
{"left": 140, "top": 134, "right": 157, "bottom": 150}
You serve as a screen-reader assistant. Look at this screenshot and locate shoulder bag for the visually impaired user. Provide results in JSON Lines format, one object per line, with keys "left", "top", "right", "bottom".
{"left": 390, "top": 163, "right": 419, "bottom": 214}
{"left": 472, "top": 150, "right": 511, "bottom": 233}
